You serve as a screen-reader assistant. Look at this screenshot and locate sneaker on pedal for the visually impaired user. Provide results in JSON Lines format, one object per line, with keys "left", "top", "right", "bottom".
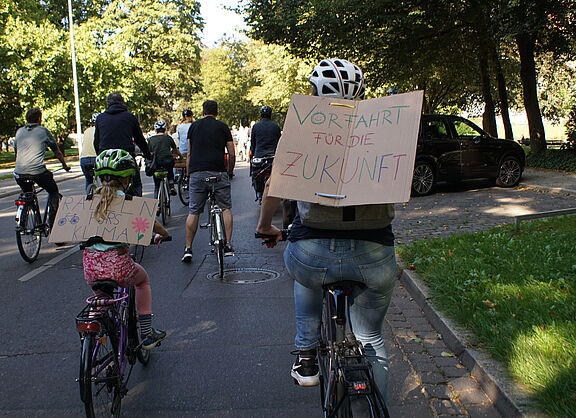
{"left": 181, "top": 247, "right": 193, "bottom": 263}
{"left": 291, "top": 349, "right": 319, "bottom": 386}
{"left": 141, "top": 328, "right": 166, "bottom": 350}
{"left": 224, "top": 244, "right": 234, "bottom": 257}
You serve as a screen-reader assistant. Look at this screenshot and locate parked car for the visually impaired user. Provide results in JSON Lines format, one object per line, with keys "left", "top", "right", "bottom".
{"left": 411, "top": 114, "right": 525, "bottom": 196}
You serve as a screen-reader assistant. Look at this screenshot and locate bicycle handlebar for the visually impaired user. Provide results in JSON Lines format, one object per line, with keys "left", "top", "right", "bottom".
{"left": 255, "top": 229, "right": 288, "bottom": 245}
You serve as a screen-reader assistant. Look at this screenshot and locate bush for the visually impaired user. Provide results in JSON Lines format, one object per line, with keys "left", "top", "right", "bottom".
{"left": 526, "top": 148, "right": 576, "bottom": 172}
{"left": 566, "top": 107, "right": 576, "bottom": 149}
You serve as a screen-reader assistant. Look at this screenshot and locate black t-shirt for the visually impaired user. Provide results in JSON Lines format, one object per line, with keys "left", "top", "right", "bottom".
{"left": 148, "top": 134, "right": 176, "bottom": 161}
{"left": 187, "top": 116, "right": 233, "bottom": 173}
{"left": 288, "top": 209, "right": 395, "bottom": 246}
{"left": 250, "top": 118, "right": 282, "bottom": 158}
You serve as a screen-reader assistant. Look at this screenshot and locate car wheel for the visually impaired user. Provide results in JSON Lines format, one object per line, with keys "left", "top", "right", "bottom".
{"left": 495, "top": 156, "right": 522, "bottom": 187}
{"left": 412, "top": 161, "right": 435, "bottom": 196}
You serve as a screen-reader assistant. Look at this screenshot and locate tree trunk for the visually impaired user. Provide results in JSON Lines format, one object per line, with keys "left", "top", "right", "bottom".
{"left": 491, "top": 47, "right": 514, "bottom": 139}
{"left": 516, "top": 33, "right": 546, "bottom": 152}
{"left": 479, "top": 49, "right": 497, "bottom": 137}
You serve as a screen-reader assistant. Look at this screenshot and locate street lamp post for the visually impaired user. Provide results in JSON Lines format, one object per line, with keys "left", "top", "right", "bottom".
{"left": 68, "top": 0, "right": 82, "bottom": 142}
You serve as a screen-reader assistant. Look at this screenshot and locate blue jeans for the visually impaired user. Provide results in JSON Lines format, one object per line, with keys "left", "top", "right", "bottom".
{"left": 80, "top": 157, "right": 96, "bottom": 193}
{"left": 284, "top": 239, "right": 398, "bottom": 398}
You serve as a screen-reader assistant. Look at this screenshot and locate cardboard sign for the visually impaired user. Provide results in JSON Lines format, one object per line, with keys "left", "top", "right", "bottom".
{"left": 48, "top": 195, "right": 158, "bottom": 245}
{"left": 268, "top": 91, "right": 424, "bottom": 206}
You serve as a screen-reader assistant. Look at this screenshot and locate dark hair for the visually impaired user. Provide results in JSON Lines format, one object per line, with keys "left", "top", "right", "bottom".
{"left": 182, "top": 109, "right": 193, "bottom": 118}
{"left": 106, "top": 92, "right": 125, "bottom": 107}
{"left": 26, "top": 108, "right": 42, "bottom": 124}
{"left": 202, "top": 100, "right": 218, "bottom": 116}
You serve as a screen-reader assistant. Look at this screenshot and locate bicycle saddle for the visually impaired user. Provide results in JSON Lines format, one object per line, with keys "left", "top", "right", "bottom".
{"left": 322, "top": 280, "right": 366, "bottom": 291}
{"left": 205, "top": 176, "right": 219, "bottom": 184}
{"left": 91, "top": 280, "right": 119, "bottom": 296}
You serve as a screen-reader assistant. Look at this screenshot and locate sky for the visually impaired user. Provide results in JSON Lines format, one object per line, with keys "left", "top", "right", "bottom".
{"left": 199, "top": 0, "right": 248, "bottom": 47}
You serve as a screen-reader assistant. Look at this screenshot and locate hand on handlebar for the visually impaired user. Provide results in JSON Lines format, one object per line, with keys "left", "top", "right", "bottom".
{"left": 255, "top": 226, "right": 286, "bottom": 248}
{"left": 153, "top": 234, "right": 172, "bottom": 245}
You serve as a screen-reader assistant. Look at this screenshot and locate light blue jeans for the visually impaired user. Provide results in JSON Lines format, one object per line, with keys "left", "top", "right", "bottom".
{"left": 284, "top": 239, "right": 398, "bottom": 397}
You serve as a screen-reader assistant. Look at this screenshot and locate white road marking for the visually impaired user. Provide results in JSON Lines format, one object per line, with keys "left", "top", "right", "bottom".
{"left": 18, "top": 246, "right": 79, "bottom": 282}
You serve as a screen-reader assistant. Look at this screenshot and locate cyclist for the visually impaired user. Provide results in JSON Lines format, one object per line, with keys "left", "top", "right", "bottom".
{"left": 13, "top": 107, "right": 70, "bottom": 230}
{"left": 83, "top": 149, "right": 169, "bottom": 350}
{"left": 93, "top": 92, "right": 152, "bottom": 197}
{"left": 256, "top": 59, "right": 399, "bottom": 395}
{"left": 249, "top": 106, "right": 282, "bottom": 159}
{"left": 147, "top": 121, "right": 181, "bottom": 197}
{"left": 182, "top": 100, "right": 235, "bottom": 263}
{"left": 79, "top": 113, "right": 99, "bottom": 193}
{"left": 177, "top": 109, "right": 193, "bottom": 156}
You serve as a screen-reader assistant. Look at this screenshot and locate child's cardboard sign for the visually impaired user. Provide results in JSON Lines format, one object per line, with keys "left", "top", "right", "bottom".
{"left": 48, "top": 195, "right": 158, "bottom": 246}
{"left": 268, "top": 91, "right": 424, "bottom": 206}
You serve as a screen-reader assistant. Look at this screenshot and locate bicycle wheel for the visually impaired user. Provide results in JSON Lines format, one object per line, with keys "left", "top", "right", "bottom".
{"left": 214, "top": 212, "right": 225, "bottom": 278}
{"left": 131, "top": 244, "right": 145, "bottom": 264}
{"left": 159, "top": 181, "right": 167, "bottom": 226}
{"left": 127, "top": 287, "right": 150, "bottom": 365}
{"left": 16, "top": 204, "right": 42, "bottom": 263}
{"left": 166, "top": 180, "right": 171, "bottom": 217}
{"left": 79, "top": 329, "right": 123, "bottom": 417}
{"left": 178, "top": 175, "right": 189, "bottom": 206}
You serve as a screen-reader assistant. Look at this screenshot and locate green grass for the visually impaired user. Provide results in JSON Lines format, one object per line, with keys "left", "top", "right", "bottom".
{"left": 398, "top": 216, "right": 576, "bottom": 417}
{"left": 0, "top": 148, "right": 78, "bottom": 168}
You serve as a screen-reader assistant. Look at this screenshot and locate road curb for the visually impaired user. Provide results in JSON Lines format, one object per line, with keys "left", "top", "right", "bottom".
{"left": 520, "top": 182, "right": 576, "bottom": 195}
{"left": 398, "top": 265, "right": 542, "bottom": 418}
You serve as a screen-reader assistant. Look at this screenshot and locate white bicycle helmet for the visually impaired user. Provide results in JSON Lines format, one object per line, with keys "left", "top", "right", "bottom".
{"left": 154, "top": 120, "right": 167, "bottom": 130}
{"left": 309, "top": 59, "right": 365, "bottom": 100}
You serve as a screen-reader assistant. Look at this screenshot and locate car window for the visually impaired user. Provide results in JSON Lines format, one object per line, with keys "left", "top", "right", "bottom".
{"left": 422, "top": 120, "right": 450, "bottom": 139}
{"left": 453, "top": 119, "right": 483, "bottom": 139}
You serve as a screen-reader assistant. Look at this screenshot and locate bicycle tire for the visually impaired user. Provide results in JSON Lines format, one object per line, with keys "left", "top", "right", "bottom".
{"left": 178, "top": 175, "right": 189, "bottom": 206}
{"left": 79, "top": 330, "right": 123, "bottom": 417}
{"left": 159, "top": 181, "right": 167, "bottom": 226}
{"left": 16, "top": 205, "right": 42, "bottom": 263}
{"left": 131, "top": 244, "right": 145, "bottom": 264}
{"left": 166, "top": 180, "right": 171, "bottom": 217}
{"left": 214, "top": 212, "right": 226, "bottom": 278}
{"left": 127, "top": 287, "right": 150, "bottom": 365}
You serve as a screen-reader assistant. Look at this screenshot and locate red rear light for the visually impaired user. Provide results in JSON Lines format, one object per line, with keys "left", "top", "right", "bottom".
{"left": 15, "top": 201, "right": 26, "bottom": 206}
{"left": 353, "top": 382, "right": 367, "bottom": 391}
{"left": 76, "top": 321, "right": 101, "bottom": 333}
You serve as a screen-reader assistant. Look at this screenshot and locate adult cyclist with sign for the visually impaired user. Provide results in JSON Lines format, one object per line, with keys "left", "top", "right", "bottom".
{"left": 256, "top": 59, "right": 399, "bottom": 399}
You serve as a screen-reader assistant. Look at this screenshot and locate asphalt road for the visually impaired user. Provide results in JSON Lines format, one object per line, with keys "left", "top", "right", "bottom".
{"left": 1, "top": 163, "right": 575, "bottom": 417}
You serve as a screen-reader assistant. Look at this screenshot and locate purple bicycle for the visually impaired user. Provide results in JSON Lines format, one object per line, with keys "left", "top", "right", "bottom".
{"left": 76, "top": 280, "right": 150, "bottom": 417}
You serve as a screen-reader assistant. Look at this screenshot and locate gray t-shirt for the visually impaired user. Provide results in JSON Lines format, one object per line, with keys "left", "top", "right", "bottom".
{"left": 177, "top": 123, "right": 191, "bottom": 154}
{"left": 14, "top": 124, "right": 59, "bottom": 175}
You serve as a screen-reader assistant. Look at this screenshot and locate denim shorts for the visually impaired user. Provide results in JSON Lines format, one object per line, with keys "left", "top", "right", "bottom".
{"left": 188, "top": 171, "right": 231, "bottom": 214}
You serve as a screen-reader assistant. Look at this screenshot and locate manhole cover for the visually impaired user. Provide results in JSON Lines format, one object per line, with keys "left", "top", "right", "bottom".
{"left": 207, "top": 267, "right": 280, "bottom": 284}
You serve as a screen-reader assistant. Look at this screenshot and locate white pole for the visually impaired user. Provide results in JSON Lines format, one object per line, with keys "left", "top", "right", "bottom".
{"left": 67, "top": 0, "right": 82, "bottom": 141}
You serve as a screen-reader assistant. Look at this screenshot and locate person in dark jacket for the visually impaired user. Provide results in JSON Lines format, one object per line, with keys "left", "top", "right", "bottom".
{"left": 249, "top": 106, "right": 282, "bottom": 159}
{"left": 93, "top": 92, "right": 151, "bottom": 196}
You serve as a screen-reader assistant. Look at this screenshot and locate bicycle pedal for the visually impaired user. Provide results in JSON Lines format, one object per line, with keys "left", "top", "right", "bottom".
{"left": 200, "top": 223, "right": 209, "bottom": 229}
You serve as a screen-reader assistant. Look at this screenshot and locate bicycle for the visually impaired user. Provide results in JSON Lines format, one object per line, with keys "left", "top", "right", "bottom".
{"left": 76, "top": 237, "right": 171, "bottom": 417}
{"left": 199, "top": 176, "right": 228, "bottom": 279}
{"left": 251, "top": 155, "right": 274, "bottom": 204}
{"left": 154, "top": 170, "right": 171, "bottom": 226}
{"left": 14, "top": 167, "right": 68, "bottom": 263}
{"left": 174, "top": 155, "right": 189, "bottom": 207}
{"left": 256, "top": 231, "right": 389, "bottom": 418}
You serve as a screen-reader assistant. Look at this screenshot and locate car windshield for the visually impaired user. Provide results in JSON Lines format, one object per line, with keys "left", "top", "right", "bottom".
{"left": 453, "top": 119, "right": 484, "bottom": 139}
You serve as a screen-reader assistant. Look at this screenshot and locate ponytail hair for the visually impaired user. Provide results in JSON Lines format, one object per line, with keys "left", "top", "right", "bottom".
{"left": 93, "top": 178, "right": 123, "bottom": 222}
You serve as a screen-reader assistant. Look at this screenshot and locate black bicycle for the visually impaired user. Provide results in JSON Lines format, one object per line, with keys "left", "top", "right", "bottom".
{"left": 174, "top": 156, "right": 189, "bottom": 206}
{"left": 250, "top": 155, "right": 274, "bottom": 204}
{"left": 200, "top": 176, "right": 227, "bottom": 278}
{"left": 14, "top": 168, "right": 67, "bottom": 262}
{"left": 256, "top": 231, "right": 389, "bottom": 418}
{"left": 319, "top": 281, "right": 389, "bottom": 418}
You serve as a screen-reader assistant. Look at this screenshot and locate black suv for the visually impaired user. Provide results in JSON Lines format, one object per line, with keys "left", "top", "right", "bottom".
{"left": 411, "top": 114, "right": 525, "bottom": 196}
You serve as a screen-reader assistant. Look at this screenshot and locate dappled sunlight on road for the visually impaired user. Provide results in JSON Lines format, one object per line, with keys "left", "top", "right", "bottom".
{"left": 483, "top": 204, "right": 537, "bottom": 217}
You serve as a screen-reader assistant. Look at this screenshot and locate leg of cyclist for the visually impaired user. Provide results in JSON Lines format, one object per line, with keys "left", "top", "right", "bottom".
{"left": 130, "top": 168, "right": 143, "bottom": 197}
{"left": 80, "top": 157, "right": 96, "bottom": 193}
{"left": 33, "top": 170, "right": 61, "bottom": 229}
{"left": 152, "top": 172, "right": 161, "bottom": 199}
{"left": 165, "top": 159, "right": 176, "bottom": 195}
{"left": 347, "top": 245, "right": 398, "bottom": 401}
{"left": 182, "top": 171, "right": 211, "bottom": 263}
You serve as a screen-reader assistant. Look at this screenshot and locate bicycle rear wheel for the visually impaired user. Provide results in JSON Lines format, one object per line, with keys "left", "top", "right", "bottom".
{"left": 159, "top": 181, "right": 167, "bottom": 226}
{"left": 79, "top": 330, "right": 122, "bottom": 417}
{"left": 178, "top": 175, "right": 189, "bottom": 206}
{"left": 16, "top": 205, "right": 42, "bottom": 263}
{"left": 213, "top": 212, "right": 226, "bottom": 278}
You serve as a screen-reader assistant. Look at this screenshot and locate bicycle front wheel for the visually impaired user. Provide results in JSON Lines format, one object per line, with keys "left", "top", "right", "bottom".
{"left": 79, "top": 331, "right": 123, "bottom": 417}
{"left": 178, "top": 175, "right": 189, "bottom": 206}
{"left": 16, "top": 205, "right": 42, "bottom": 263}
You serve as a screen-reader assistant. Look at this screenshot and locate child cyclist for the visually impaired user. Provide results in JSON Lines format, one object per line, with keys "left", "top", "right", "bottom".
{"left": 83, "top": 149, "right": 169, "bottom": 349}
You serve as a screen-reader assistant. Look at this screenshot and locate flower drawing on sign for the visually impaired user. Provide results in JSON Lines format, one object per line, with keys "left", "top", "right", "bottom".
{"left": 131, "top": 217, "right": 150, "bottom": 242}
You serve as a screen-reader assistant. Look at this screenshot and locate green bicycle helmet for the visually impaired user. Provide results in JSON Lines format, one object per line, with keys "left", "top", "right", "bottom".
{"left": 95, "top": 149, "right": 135, "bottom": 178}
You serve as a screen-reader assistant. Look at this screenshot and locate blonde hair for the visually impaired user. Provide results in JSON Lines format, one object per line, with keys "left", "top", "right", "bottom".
{"left": 93, "top": 178, "right": 124, "bottom": 222}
